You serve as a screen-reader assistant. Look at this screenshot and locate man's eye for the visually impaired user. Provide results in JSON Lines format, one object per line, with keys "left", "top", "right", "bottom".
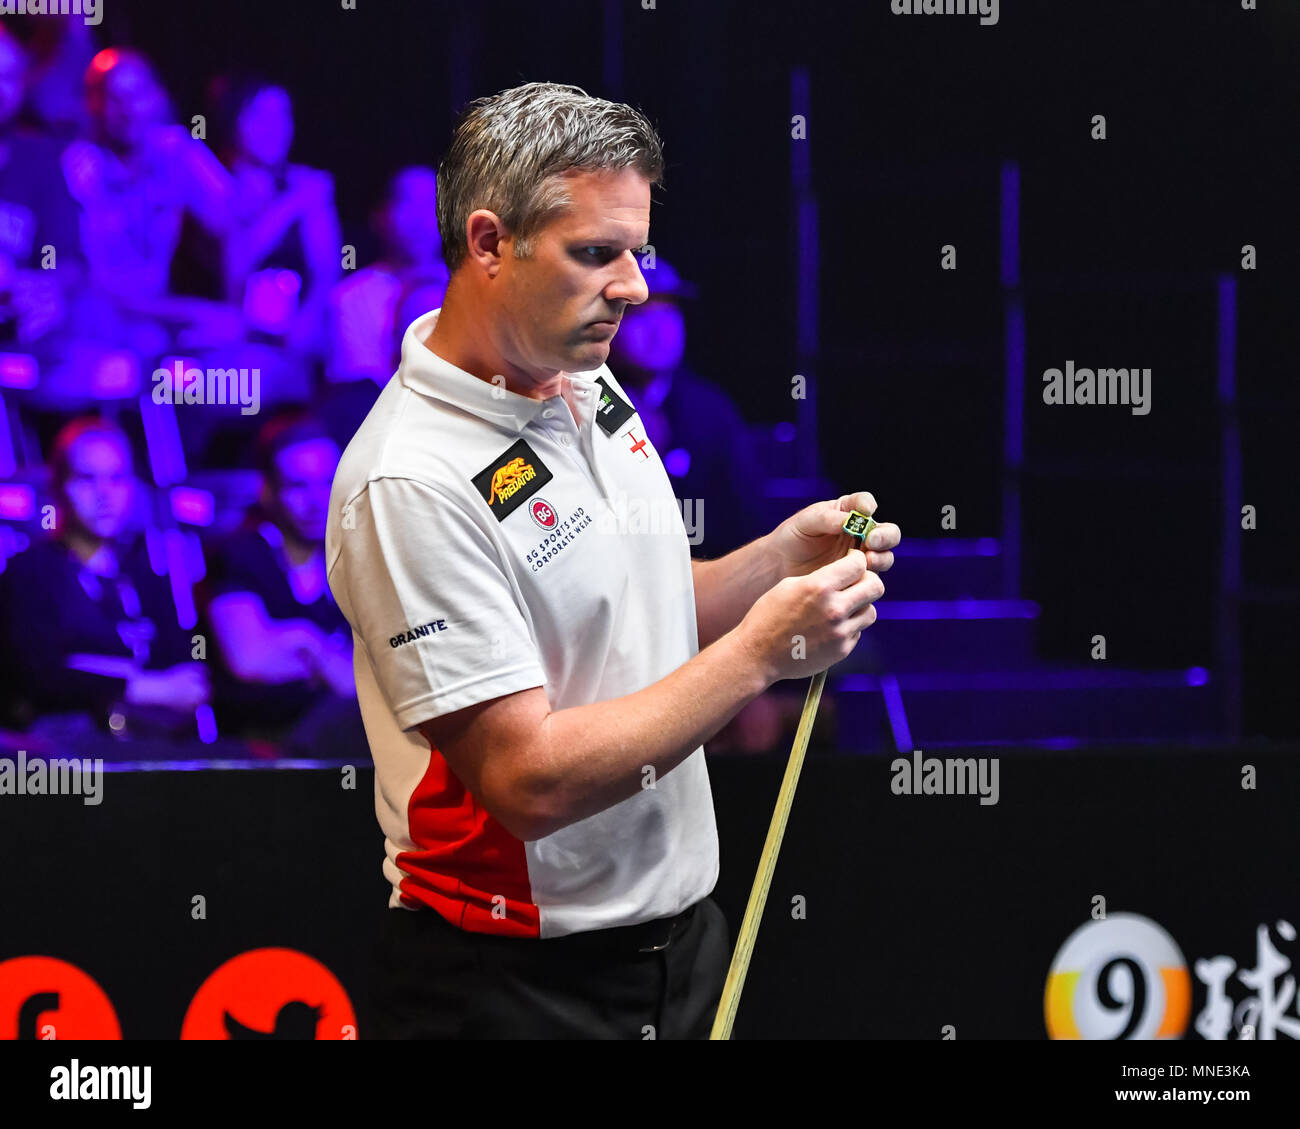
{"left": 580, "top": 247, "right": 611, "bottom": 261}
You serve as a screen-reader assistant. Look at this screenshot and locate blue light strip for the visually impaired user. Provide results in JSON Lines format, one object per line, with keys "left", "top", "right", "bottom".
{"left": 137, "top": 389, "right": 187, "bottom": 487}
{"left": 99, "top": 758, "right": 358, "bottom": 772}
{"left": 1217, "top": 274, "right": 1242, "bottom": 737}
{"left": 880, "top": 673, "right": 913, "bottom": 753}
{"left": 836, "top": 668, "right": 1214, "bottom": 692}
{"left": 1000, "top": 161, "right": 1020, "bottom": 290}
{"left": 873, "top": 598, "right": 1039, "bottom": 620}
{"left": 893, "top": 537, "right": 1000, "bottom": 558}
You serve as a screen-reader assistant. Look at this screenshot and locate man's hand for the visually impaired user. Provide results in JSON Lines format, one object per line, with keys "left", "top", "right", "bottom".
{"left": 736, "top": 549, "right": 884, "bottom": 682}
{"left": 769, "top": 491, "right": 901, "bottom": 578}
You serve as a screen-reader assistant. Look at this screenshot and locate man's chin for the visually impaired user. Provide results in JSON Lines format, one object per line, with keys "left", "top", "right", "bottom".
{"left": 566, "top": 342, "right": 611, "bottom": 372}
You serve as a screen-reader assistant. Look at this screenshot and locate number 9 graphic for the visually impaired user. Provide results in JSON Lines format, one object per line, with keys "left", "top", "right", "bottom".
{"left": 1045, "top": 913, "right": 1190, "bottom": 1039}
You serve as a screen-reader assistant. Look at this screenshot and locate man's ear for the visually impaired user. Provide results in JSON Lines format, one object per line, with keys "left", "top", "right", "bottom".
{"left": 465, "top": 210, "right": 512, "bottom": 276}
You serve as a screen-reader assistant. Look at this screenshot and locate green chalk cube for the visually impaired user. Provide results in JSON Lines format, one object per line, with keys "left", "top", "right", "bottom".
{"left": 842, "top": 510, "right": 878, "bottom": 542}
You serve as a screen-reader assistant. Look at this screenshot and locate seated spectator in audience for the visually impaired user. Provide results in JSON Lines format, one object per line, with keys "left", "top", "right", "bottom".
{"left": 209, "top": 75, "right": 341, "bottom": 357}
{"left": 58, "top": 47, "right": 238, "bottom": 361}
{"left": 327, "top": 165, "right": 447, "bottom": 383}
{"left": 390, "top": 271, "right": 450, "bottom": 359}
{"left": 0, "top": 417, "right": 210, "bottom": 737}
{"left": 321, "top": 166, "right": 447, "bottom": 447}
{"left": 606, "top": 257, "right": 767, "bottom": 560}
{"left": 608, "top": 258, "right": 786, "bottom": 754}
{"left": 0, "top": 26, "right": 82, "bottom": 353}
{"left": 3, "top": 15, "right": 94, "bottom": 140}
{"left": 200, "top": 412, "right": 360, "bottom": 752}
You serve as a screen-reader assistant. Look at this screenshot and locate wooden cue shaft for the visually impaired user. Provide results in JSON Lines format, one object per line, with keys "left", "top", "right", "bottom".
{"left": 708, "top": 664, "right": 828, "bottom": 1040}
{"left": 708, "top": 525, "right": 868, "bottom": 1040}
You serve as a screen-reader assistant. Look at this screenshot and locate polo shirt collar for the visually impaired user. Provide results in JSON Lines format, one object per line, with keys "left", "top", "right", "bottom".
{"left": 398, "top": 308, "right": 602, "bottom": 435}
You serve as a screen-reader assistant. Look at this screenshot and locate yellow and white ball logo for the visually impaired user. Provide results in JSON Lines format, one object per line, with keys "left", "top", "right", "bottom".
{"left": 1045, "top": 913, "right": 1191, "bottom": 1039}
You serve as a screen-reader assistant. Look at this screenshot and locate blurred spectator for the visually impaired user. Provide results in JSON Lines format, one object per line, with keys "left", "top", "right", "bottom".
{"left": 209, "top": 75, "right": 341, "bottom": 356}
{"left": 391, "top": 269, "right": 450, "bottom": 360}
{"left": 0, "top": 416, "right": 210, "bottom": 736}
{"left": 0, "top": 25, "right": 82, "bottom": 352}
{"left": 608, "top": 258, "right": 785, "bottom": 754}
{"left": 320, "top": 167, "right": 447, "bottom": 448}
{"left": 57, "top": 47, "right": 239, "bottom": 362}
{"left": 327, "top": 165, "right": 447, "bottom": 384}
{"left": 200, "top": 412, "right": 361, "bottom": 752}
{"left": 3, "top": 15, "right": 95, "bottom": 139}
{"left": 606, "top": 257, "right": 767, "bottom": 560}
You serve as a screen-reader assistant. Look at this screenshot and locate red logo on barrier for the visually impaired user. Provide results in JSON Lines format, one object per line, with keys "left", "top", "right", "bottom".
{"left": 0, "top": 956, "right": 122, "bottom": 1039}
{"left": 181, "top": 947, "right": 356, "bottom": 1040}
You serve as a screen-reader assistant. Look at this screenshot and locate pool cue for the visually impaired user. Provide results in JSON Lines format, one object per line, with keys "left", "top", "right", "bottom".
{"left": 710, "top": 508, "right": 878, "bottom": 1041}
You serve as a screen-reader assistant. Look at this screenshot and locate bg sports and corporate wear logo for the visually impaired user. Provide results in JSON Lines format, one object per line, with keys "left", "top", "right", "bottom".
{"left": 529, "top": 498, "right": 559, "bottom": 529}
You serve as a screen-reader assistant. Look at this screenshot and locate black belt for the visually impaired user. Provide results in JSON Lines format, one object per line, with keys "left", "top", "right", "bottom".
{"left": 412, "top": 901, "right": 699, "bottom": 953}
{"left": 549, "top": 903, "right": 697, "bottom": 953}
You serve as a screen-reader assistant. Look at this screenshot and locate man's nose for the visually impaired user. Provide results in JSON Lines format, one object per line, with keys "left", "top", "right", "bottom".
{"left": 608, "top": 252, "right": 650, "bottom": 306}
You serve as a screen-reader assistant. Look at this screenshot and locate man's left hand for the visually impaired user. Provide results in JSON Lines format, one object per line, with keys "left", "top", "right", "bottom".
{"left": 769, "top": 492, "right": 900, "bottom": 578}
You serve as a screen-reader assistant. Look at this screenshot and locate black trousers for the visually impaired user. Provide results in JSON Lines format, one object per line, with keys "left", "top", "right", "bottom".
{"left": 367, "top": 897, "right": 731, "bottom": 1040}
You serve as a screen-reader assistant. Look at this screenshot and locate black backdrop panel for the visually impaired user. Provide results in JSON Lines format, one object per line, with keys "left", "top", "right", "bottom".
{"left": 0, "top": 749, "right": 1294, "bottom": 1040}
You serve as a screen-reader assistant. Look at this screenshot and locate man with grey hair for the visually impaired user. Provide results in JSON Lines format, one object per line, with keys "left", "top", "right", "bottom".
{"left": 327, "top": 81, "right": 899, "bottom": 1039}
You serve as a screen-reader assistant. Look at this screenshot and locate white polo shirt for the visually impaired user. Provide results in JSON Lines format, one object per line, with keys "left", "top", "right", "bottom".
{"left": 326, "top": 308, "right": 719, "bottom": 938}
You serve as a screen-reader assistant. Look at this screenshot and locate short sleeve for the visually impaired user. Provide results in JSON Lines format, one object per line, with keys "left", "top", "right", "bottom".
{"left": 329, "top": 476, "right": 546, "bottom": 730}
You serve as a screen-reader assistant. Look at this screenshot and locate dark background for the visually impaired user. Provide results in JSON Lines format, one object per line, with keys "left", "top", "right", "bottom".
{"left": 2, "top": 751, "right": 1293, "bottom": 1039}
{"left": 1, "top": 0, "right": 1296, "bottom": 1045}
{"left": 89, "top": 0, "right": 1293, "bottom": 733}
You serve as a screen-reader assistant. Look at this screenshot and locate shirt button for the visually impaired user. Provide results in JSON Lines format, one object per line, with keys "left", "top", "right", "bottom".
{"left": 560, "top": 435, "right": 572, "bottom": 446}
{"left": 542, "top": 408, "right": 555, "bottom": 418}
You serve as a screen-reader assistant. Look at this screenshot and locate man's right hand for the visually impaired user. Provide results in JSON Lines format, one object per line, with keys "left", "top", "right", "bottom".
{"left": 734, "top": 549, "right": 883, "bottom": 684}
